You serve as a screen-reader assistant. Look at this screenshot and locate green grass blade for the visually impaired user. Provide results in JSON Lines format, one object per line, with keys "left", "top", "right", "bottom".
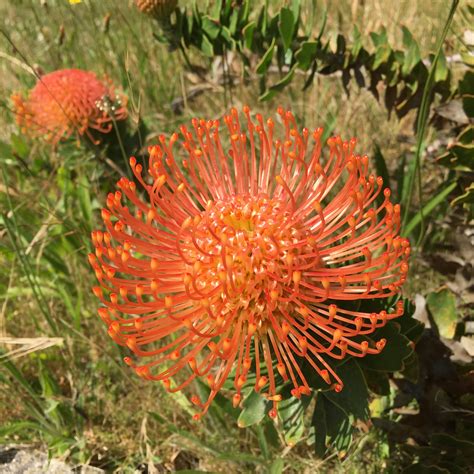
{"left": 403, "top": 181, "right": 457, "bottom": 237}
{"left": 1, "top": 164, "right": 59, "bottom": 334}
{"left": 401, "top": 0, "right": 459, "bottom": 244}
{"left": 2, "top": 215, "right": 58, "bottom": 334}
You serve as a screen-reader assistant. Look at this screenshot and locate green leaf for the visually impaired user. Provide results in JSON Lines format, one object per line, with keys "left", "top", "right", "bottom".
{"left": 278, "top": 390, "right": 311, "bottom": 446}
{"left": 256, "top": 38, "right": 275, "bottom": 75}
{"left": 359, "top": 322, "right": 412, "bottom": 372}
{"left": 426, "top": 288, "right": 458, "bottom": 339}
{"left": 290, "top": 0, "right": 301, "bottom": 20}
{"left": 258, "top": 0, "right": 269, "bottom": 35}
{"left": 401, "top": 26, "right": 421, "bottom": 75}
{"left": 39, "top": 361, "right": 60, "bottom": 398}
{"left": 434, "top": 49, "right": 448, "bottom": 82}
{"left": 264, "top": 421, "right": 280, "bottom": 449}
{"left": 220, "top": 26, "right": 233, "bottom": 45}
{"left": 0, "top": 421, "right": 45, "bottom": 437}
{"left": 369, "top": 397, "right": 387, "bottom": 417}
{"left": 438, "top": 126, "right": 474, "bottom": 171}
{"left": 278, "top": 7, "right": 296, "bottom": 51}
{"left": 459, "top": 71, "right": 474, "bottom": 117}
{"left": 370, "top": 28, "right": 391, "bottom": 69}
{"left": 373, "top": 44, "right": 391, "bottom": 69}
{"left": 363, "top": 369, "right": 390, "bottom": 396}
{"left": 10, "top": 134, "right": 29, "bottom": 159}
{"left": 295, "top": 41, "right": 318, "bottom": 71}
{"left": 200, "top": 34, "right": 214, "bottom": 57}
{"left": 323, "top": 394, "right": 353, "bottom": 453}
{"left": 242, "top": 21, "right": 256, "bottom": 50}
{"left": 397, "top": 305, "right": 425, "bottom": 344}
{"left": 186, "top": 9, "right": 195, "bottom": 39}
{"left": 351, "top": 25, "right": 362, "bottom": 58}
{"left": 461, "top": 51, "right": 474, "bottom": 67}
{"left": 1, "top": 357, "right": 41, "bottom": 402}
{"left": 254, "top": 424, "right": 270, "bottom": 460}
{"left": 449, "top": 141, "right": 474, "bottom": 170}
{"left": 370, "top": 27, "right": 388, "bottom": 48}
{"left": 201, "top": 15, "right": 221, "bottom": 40}
{"left": 403, "top": 181, "right": 457, "bottom": 236}
{"left": 451, "top": 182, "right": 474, "bottom": 209}
{"left": 209, "top": 0, "right": 221, "bottom": 20}
{"left": 237, "top": 390, "right": 268, "bottom": 428}
{"left": 400, "top": 351, "right": 419, "bottom": 383}
{"left": 228, "top": 9, "right": 239, "bottom": 36}
{"left": 259, "top": 64, "right": 297, "bottom": 101}
{"left": 336, "top": 34, "right": 346, "bottom": 54}
{"left": 325, "top": 359, "right": 369, "bottom": 421}
{"left": 312, "top": 391, "right": 354, "bottom": 457}
{"left": 311, "top": 392, "right": 328, "bottom": 457}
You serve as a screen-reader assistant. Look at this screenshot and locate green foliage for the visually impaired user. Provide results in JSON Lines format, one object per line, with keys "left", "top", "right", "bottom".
{"left": 308, "top": 308, "right": 421, "bottom": 458}
{"left": 0, "top": 356, "right": 88, "bottom": 463}
{"left": 165, "top": 0, "right": 455, "bottom": 117}
{"left": 149, "top": 411, "right": 268, "bottom": 467}
{"left": 403, "top": 181, "right": 458, "bottom": 237}
{"left": 400, "top": 0, "right": 459, "bottom": 247}
{"left": 277, "top": 387, "right": 310, "bottom": 446}
{"left": 238, "top": 389, "right": 269, "bottom": 428}
{"left": 359, "top": 322, "right": 413, "bottom": 372}
{"left": 436, "top": 70, "right": 474, "bottom": 220}
{"left": 213, "top": 300, "right": 421, "bottom": 461}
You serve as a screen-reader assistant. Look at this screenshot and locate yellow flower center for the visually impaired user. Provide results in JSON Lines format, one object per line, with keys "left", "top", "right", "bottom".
{"left": 181, "top": 195, "right": 309, "bottom": 330}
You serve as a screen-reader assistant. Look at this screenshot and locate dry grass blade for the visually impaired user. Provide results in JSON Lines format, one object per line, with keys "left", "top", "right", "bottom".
{"left": 0, "top": 337, "right": 63, "bottom": 361}
{"left": 0, "top": 51, "right": 37, "bottom": 76}
{"left": 0, "top": 183, "right": 19, "bottom": 197}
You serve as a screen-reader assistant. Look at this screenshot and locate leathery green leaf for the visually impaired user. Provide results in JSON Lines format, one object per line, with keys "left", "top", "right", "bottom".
{"left": 237, "top": 390, "right": 268, "bottom": 428}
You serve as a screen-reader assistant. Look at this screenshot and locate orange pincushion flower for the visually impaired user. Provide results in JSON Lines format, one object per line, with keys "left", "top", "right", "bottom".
{"left": 135, "top": 0, "right": 177, "bottom": 17}
{"left": 12, "top": 69, "right": 127, "bottom": 145}
{"left": 89, "top": 107, "right": 409, "bottom": 420}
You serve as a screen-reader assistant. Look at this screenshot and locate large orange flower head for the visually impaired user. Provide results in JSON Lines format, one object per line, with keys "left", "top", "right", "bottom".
{"left": 12, "top": 68, "right": 127, "bottom": 145}
{"left": 89, "top": 107, "right": 410, "bottom": 420}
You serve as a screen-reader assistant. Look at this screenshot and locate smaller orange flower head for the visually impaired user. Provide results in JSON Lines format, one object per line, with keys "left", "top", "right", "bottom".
{"left": 135, "top": 0, "right": 177, "bottom": 17}
{"left": 90, "top": 108, "right": 410, "bottom": 420}
{"left": 12, "top": 69, "right": 127, "bottom": 145}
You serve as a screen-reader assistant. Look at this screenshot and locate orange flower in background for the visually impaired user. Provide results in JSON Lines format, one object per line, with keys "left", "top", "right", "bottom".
{"left": 12, "top": 69, "right": 127, "bottom": 145}
{"left": 135, "top": 0, "right": 177, "bottom": 18}
{"left": 89, "top": 107, "right": 409, "bottom": 420}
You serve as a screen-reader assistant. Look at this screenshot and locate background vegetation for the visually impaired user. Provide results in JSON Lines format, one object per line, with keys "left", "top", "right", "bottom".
{"left": 0, "top": 0, "right": 473, "bottom": 472}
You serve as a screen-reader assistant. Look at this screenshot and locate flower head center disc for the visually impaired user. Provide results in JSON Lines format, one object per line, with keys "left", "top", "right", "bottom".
{"left": 181, "top": 194, "right": 308, "bottom": 330}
